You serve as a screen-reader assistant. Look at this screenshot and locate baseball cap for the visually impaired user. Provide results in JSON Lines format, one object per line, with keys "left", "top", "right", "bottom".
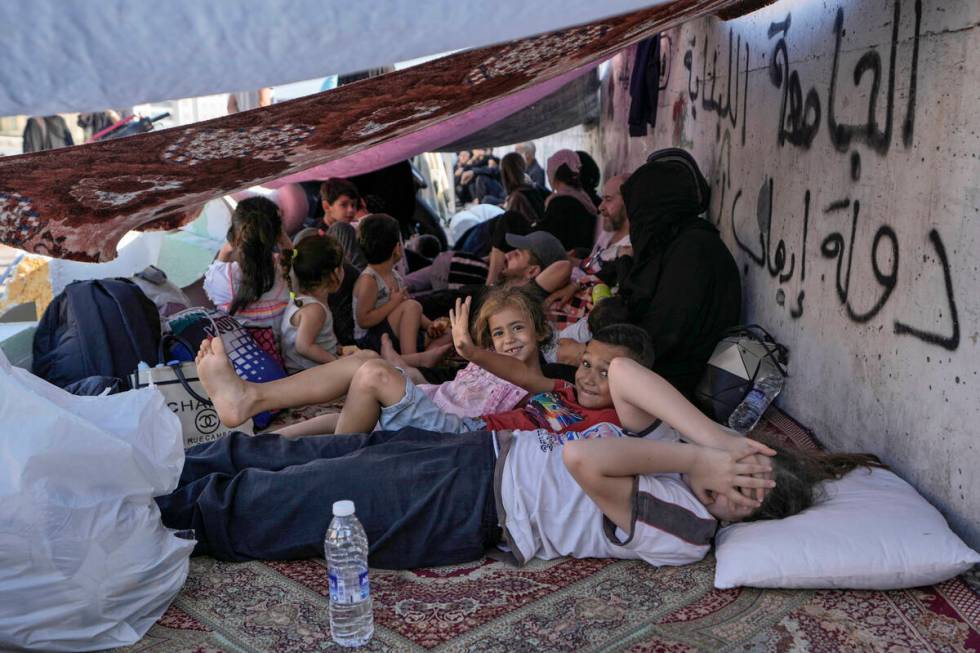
{"left": 505, "top": 231, "right": 566, "bottom": 269}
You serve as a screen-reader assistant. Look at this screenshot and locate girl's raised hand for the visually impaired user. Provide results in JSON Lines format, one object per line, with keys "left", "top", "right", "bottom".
{"left": 449, "top": 296, "right": 477, "bottom": 360}
{"left": 687, "top": 447, "right": 774, "bottom": 509}
{"left": 703, "top": 429, "right": 777, "bottom": 459}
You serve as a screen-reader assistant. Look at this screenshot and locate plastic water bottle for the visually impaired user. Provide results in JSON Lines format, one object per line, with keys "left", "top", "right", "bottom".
{"left": 325, "top": 500, "right": 373, "bottom": 647}
{"left": 728, "top": 372, "right": 784, "bottom": 434}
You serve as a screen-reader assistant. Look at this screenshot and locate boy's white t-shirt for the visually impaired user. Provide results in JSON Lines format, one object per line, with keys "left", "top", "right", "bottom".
{"left": 558, "top": 317, "right": 591, "bottom": 344}
{"left": 497, "top": 421, "right": 716, "bottom": 567}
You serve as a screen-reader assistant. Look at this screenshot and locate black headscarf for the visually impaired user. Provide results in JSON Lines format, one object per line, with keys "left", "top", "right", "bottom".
{"left": 618, "top": 148, "right": 712, "bottom": 313}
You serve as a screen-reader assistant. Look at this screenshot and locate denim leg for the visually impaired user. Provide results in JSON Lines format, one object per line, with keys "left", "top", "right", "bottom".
{"left": 378, "top": 375, "right": 483, "bottom": 434}
{"left": 175, "top": 431, "right": 389, "bottom": 484}
{"left": 157, "top": 428, "right": 497, "bottom": 568}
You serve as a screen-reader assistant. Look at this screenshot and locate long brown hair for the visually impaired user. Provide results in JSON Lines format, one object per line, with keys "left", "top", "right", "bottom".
{"left": 227, "top": 196, "right": 288, "bottom": 316}
{"left": 501, "top": 152, "right": 528, "bottom": 194}
{"left": 746, "top": 433, "right": 888, "bottom": 522}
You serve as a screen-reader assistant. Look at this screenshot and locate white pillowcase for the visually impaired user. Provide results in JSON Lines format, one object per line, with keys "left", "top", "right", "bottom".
{"left": 714, "top": 466, "right": 980, "bottom": 590}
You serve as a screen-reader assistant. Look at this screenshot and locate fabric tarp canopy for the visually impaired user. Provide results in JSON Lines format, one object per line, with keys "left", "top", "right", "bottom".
{"left": 0, "top": 0, "right": 744, "bottom": 262}
{"left": 435, "top": 69, "right": 601, "bottom": 152}
{"left": 0, "top": 0, "right": 671, "bottom": 117}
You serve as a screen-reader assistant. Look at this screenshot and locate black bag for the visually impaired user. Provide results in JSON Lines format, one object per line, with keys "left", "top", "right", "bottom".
{"left": 33, "top": 279, "right": 162, "bottom": 391}
{"left": 694, "top": 325, "right": 788, "bottom": 423}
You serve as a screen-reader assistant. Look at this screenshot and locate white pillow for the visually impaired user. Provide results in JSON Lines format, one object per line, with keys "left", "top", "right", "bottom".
{"left": 714, "top": 466, "right": 980, "bottom": 590}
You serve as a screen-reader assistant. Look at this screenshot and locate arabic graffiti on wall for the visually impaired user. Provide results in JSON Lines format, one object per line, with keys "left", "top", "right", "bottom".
{"left": 683, "top": 0, "right": 958, "bottom": 351}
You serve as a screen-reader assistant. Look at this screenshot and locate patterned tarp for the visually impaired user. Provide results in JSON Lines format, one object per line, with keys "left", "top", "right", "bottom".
{"left": 0, "top": 0, "right": 670, "bottom": 117}
{"left": 0, "top": 1, "right": 745, "bottom": 263}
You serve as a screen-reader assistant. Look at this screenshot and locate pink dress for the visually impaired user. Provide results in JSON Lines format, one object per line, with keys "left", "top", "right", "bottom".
{"left": 419, "top": 363, "right": 527, "bottom": 418}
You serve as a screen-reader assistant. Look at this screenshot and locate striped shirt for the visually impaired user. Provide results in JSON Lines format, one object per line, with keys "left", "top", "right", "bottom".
{"left": 203, "top": 259, "right": 290, "bottom": 333}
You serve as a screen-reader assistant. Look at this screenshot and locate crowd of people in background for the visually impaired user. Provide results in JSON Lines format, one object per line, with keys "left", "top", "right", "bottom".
{"left": 149, "top": 141, "right": 858, "bottom": 570}
{"left": 197, "top": 143, "right": 744, "bottom": 426}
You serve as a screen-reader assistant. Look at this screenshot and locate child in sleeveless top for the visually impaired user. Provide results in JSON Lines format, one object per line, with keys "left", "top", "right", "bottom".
{"left": 280, "top": 234, "right": 345, "bottom": 374}
{"left": 352, "top": 214, "right": 448, "bottom": 355}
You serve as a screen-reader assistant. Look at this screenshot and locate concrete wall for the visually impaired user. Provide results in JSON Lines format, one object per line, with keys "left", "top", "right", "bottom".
{"left": 596, "top": 0, "right": 980, "bottom": 546}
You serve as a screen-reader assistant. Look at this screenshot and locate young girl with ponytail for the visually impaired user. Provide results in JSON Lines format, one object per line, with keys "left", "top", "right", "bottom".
{"left": 279, "top": 233, "right": 346, "bottom": 373}
{"left": 204, "top": 196, "right": 293, "bottom": 339}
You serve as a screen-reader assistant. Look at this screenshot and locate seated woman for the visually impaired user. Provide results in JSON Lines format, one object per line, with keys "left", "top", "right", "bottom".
{"left": 535, "top": 150, "right": 598, "bottom": 253}
{"left": 156, "top": 355, "right": 882, "bottom": 568}
{"left": 576, "top": 150, "right": 603, "bottom": 210}
{"left": 501, "top": 151, "right": 546, "bottom": 222}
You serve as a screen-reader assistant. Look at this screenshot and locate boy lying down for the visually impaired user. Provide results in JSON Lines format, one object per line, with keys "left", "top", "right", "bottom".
{"left": 156, "top": 339, "right": 878, "bottom": 568}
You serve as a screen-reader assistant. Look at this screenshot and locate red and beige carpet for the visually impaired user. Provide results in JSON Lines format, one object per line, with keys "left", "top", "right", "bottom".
{"left": 109, "top": 411, "right": 980, "bottom": 653}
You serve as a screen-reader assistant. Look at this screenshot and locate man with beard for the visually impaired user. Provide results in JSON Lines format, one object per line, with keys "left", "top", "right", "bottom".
{"left": 544, "top": 173, "right": 633, "bottom": 336}
{"left": 618, "top": 149, "right": 741, "bottom": 398}
{"left": 581, "top": 174, "right": 631, "bottom": 279}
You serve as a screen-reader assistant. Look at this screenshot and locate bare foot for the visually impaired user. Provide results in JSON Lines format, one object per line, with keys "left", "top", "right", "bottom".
{"left": 383, "top": 332, "right": 452, "bottom": 369}
{"left": 379, "top": 333, "right": 408, "bottom": 368}
{"left": 195, "top": 336, "right": 213, "bottom": 366}
{"left": 196, "top": 336, "right": 255, "bottom": 428}
{"left": 415, "top": 342, "right": 452, "bottom": 368}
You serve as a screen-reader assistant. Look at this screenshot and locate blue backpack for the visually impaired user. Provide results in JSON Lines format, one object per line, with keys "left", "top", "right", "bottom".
{"left": 33, "top": 279, "right": 161, "bottom": 391}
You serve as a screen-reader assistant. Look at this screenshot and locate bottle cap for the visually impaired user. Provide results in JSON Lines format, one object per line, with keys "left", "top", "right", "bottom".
{"left": 332, "top": 500, "right": 355, "bottom": 517}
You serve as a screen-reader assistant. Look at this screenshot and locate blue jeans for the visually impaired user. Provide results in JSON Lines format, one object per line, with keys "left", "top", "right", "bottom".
{"left": 156, "top": 428, "right": 499, "bottom": 568}
{"left": 379, "top": 373, "right": 485, "bottom": 433}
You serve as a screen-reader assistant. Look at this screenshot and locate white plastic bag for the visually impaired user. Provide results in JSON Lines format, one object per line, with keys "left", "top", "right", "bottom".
{"left": 0, "top": 349, "right": 195, "bottom": 652}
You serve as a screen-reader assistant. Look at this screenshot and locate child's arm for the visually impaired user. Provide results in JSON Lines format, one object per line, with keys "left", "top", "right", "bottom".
{"left": 449, "top": 296, "right": 553, "bottom": 394}
{"left": 485, "top": 247, "right": 506, "bottom": 286}
{"left": 557, "top": 338, "right": 587, "bottom": 366}
{"left": 545, "top": 281, "right": 578, "bottom": 309}
{"left": 354, "top": 275, "right": 405, "bottom": 328}
{"left": 609, "top": 357, "right": 776, "bottom": 458}
{"left": 293, "top": 303, "right": 338, "bottom": 364}
{"left": 215, "top": 242, "right": 235, "bottom": 262}
{"left": 563, "top": 437, "right": 773, "bottom": 532}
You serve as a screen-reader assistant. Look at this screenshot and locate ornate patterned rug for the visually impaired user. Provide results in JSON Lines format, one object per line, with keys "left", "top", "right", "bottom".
{"left": 109, "top": 410, "right": 980, "bottom": 652}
